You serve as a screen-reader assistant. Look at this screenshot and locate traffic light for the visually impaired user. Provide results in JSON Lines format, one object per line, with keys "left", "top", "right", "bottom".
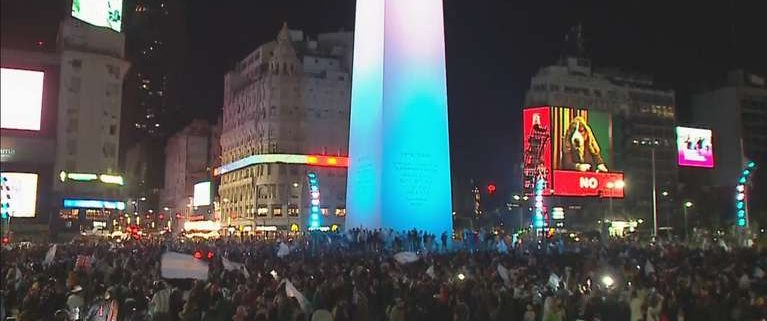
{"left": 1, "top": 236, "right": 9, "bottom": 245}
{"left": 193, "top": 250, "right": 203, "bottom": 259}
{"left": 158, "top": 214, "right": 164, "bottom": 220}
{"left": 207, "top": 251, "right": 214, "bottom": 260}
{"left": 487, "top": 184, "right": 496, "bottom": 195}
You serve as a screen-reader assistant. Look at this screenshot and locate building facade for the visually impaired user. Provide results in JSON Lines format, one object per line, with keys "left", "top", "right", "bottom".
{"left": 53, "top": 18, "right": 130, "bottom": 232}
{"left": 120, "top": 0, "right": 189, "bottom": 216}
{"left": 160, "top": 120, "right": 213, "bottom": 224}
{"left": 524, "top": 56, "right": 677, "bottom": 227}
{"left": 690, "top": 70, "right": 767, "bottom": 224}
{"left": 218, "top": 24, "right": 351, "bottom": 234}
{"left": 1, "top": 49, "right": 61, "bottom": 242}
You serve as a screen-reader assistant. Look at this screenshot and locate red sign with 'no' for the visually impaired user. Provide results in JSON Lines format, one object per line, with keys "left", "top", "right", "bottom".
{"left": 552, "top": 171, "right": 625, "bottom": 198}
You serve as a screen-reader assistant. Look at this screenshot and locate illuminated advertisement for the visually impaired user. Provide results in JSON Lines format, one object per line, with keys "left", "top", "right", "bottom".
{"left": 71, "top": 0, "right": 123, "bottom": 32}
{"left": 214, "top": 154, "right": 348, "bottom": 176}
{"left": 0, "top": 172, "right": 38, "bottom": 217}
{"left": 1, "top": 68, "right": 44, "bottom": 131}
{"left": 346, "top": 0, "right": 453, "bottom": 235}
{"left": 63, "top": 199, "right": 126, "bottom": 210}
{"left": 522, "top": 107, "right": 552, "bottom": 192}
{"left": 193, "top": 181, "right": 211, "bottom": 207}
{"left": 308, "top": 172, "right": 321, "bottom": 229}
{"left": 523, "top": 106, "right": 624, "bottom": 198}
{"left": 676, "top": 127, "right": 714, "bottom": 168}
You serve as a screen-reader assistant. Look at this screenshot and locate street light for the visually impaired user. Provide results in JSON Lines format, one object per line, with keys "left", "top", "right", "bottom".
{"left": 683, "top": 201, "right": 693, "bottom": 242}
{"left": 603, "top": 180, "right": 624, "bottom": 240}
{"left": 661, "top": 191, "right": 669, "bottom": 197}
{"left": 601, "top": 275, "right": 615, "bottom": 288}
{"left": 633, "top": 140, "right": 660, "bottom": 238}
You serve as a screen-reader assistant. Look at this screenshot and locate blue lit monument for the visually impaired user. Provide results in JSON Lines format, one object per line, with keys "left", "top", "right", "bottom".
{"left": 346, "top": 0, "right": 453, "bottom": 235}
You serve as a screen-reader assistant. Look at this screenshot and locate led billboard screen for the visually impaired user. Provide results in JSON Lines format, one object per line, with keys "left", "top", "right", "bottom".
{"left": 523, "top": 106, "right": 624, "bottom": 198}
{"left": 676, "top": 127, "right": 713, "bottom": 168}
{"left": 71, "top": 0, "right": 123, "bottom": 32}
{"left": 63, "top": 199, "right": 126, "bottom": 210}
{"left": 0, "top": 172, "right": 38, "bottom": 217}
{"left": 522, "top": 107, "right": 552, "bottom": 192}
{"left": 1, "top": 68, "right": 44, "bottom": 131}
{"left": 193, "top": 181, "right": 211, "bottom": 207}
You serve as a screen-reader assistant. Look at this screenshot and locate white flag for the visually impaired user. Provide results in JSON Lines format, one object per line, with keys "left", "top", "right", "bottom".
{"left": 644, "top": 260, "right": 656, "bottom": 276}
{"left": 277, "top": 242, "right": 290, "bottom": 258}
{"left": 497, "top": 264, "right": 511, "bottom": 287}
{"left": 548, "top": 273, "right": 562, "bottom": 289}
{"left": 160, "top": 252, "right": 209, "bottom": 280}
{"left": 426, "top": 265, "right": 436, "bottom": 279}
{"left": 222, "top": 257, "right": 250, "bottom": 277}
{"left": 221, "top": 257, "right": 242, "bottom": 271}
{"left": 43, "top": 245, "right": 57, "bottom": 266}
{"left": 754, "top": 267, "right": 765, "bottom": 279}
{"left": 393, "top": 252, "right": 419, "bottom": 264}
{"left": 285, "top": 279, "right": 311, "bottom": 313}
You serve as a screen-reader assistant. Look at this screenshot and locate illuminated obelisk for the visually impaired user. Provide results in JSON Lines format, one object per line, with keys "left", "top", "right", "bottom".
{"left": 346, "top": 0, "right": 453, "bottom": 235}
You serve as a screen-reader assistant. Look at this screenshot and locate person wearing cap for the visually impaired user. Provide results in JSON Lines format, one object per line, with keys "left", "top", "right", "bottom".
{"left": 67, "top": 285, "right": 86, "bottom": 320}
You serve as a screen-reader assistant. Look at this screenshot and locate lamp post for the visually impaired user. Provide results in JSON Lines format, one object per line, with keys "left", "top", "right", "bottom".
{"left": 651, "top": 148, "right": 658, "bottom": 238}
{"left": 512, "top": 194, "right": 529, "bottom": 231}
{"left": 633, "top": 139, "right": 660, "bottom": 238}
{"left": 683, "top": 201, "right": 693, "bottom": 243}
{"left": 603, "top": 180, "right": 625, "bottom": 240}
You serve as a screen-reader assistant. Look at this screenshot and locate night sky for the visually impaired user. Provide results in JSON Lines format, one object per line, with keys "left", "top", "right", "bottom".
{"left": 2, "top": 0, "right": 766, "bottom": 198}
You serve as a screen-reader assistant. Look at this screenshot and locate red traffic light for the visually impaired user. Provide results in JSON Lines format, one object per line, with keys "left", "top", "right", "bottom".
{"left": 207, "top": 251, "right": 214, "bottom": 259}
{"left": 487, "top": 184, "right": 497, "bottom": 194}
{"left": 193, "top": 251, "right": 203, "bottom": 259}
{"left": 1, "top": 236, "right": 9, "bottom": 245}
{"left": 158, "top": 214, "right": 164, "bottom": 220}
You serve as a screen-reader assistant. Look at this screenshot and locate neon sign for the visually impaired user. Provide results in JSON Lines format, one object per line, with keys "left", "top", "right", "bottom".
{"left": 308, "top": 172, "right": 321, "bottom": 230}
{"left": 63, "top": 199, "right": 126, "bottom": 210}
{"left": 59, "top": 171, "right": 124, "bottom": 186}
{"left": 214, "top": 154, "right": 349, "bottom": 176}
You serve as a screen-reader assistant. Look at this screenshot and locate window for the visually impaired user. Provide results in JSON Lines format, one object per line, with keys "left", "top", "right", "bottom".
{"left": 69, "top": 77, "right": 81, "bottom": 93}
{"left": 335, "top": 208, "right": 346, "bottom": 217}
{"left": 257, "top": 206, "right": 268, "bottom": 217}
{"left": 321, "top": 208, "right": 329, "bottom": 216}
{"left": 103, "top": 143, "right": 116, "bottom": 158}
{"left": 287, "top": 205, "right": 299, "bottom": 217}
{"left": 109, "top": 125, "right": 117, "bottom": 135}
{"left": 66, "top": 118, "right": 79, "bottom": 133}
{"left": 66, "top": 140, "right": 77, "bottom": 155}
{"left": 272, "top": 206, "right": 283, "bottom": 217}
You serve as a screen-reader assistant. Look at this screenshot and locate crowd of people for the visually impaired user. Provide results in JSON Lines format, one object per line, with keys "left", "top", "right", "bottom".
{"left": 1, "top": 228, "right": 766, "bottom": 321}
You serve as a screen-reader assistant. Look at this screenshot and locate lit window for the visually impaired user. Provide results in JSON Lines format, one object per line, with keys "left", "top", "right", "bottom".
{"left": 257, "top": 206, "right": 268, "bottom": 217}
{"left": 287, "top": 205, "right": 299, "bottom": 217}
{"left": 335, "top": 208, "right": 346, "bottom": 217}
{"left": 321, "top": 208, "right": 329, "bottom": 216}
{"left": 273, "top": 207, "right": 282, "bottom": 217}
